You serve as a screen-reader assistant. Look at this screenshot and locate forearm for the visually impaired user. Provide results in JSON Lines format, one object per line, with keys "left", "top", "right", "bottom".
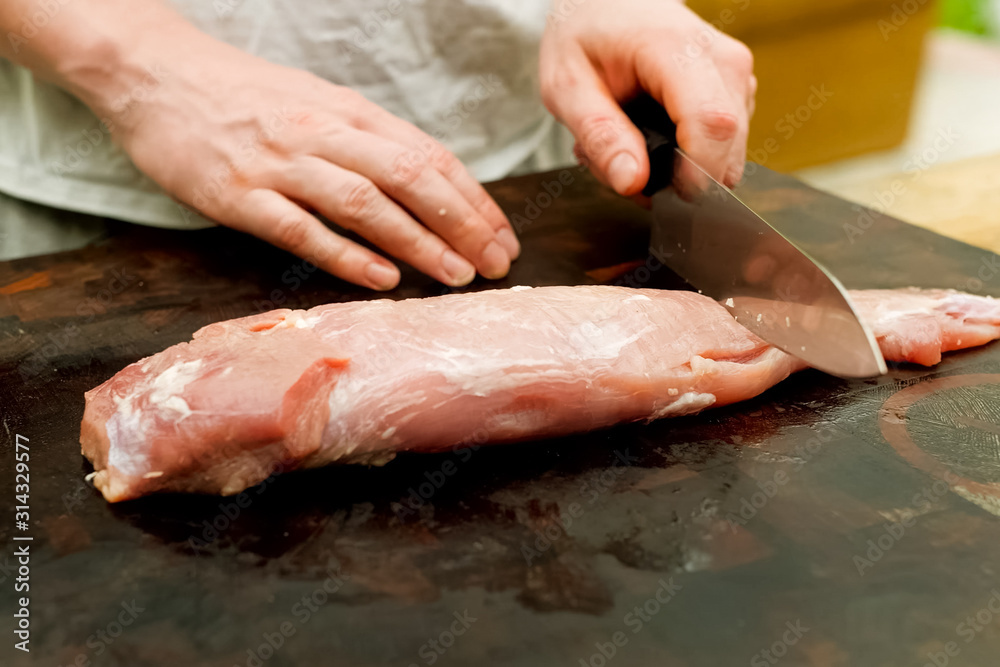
{"left": 1, "top": 0, "right": 213, "bottom": 122}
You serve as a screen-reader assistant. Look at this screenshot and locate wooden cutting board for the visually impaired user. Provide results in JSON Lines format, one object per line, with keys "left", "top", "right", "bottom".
{"left": 2, "top": 163, "right": 1000, "bottom": 667}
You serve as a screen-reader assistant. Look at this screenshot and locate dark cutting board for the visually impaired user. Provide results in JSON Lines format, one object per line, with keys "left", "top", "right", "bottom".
{"left": 3, "top": 165, "right": 1000, "bottom": 667}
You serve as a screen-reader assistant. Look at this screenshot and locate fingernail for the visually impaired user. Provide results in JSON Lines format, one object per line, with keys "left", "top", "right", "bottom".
{"left": 442, "top": 249, "right": 475, "bottom": 286}
{"left": 365, "top": 263, "right": 400, "bottom": 291}
{"left": 495, "top": 227, "right": 521, "bottom": 260}
{"left": 479, "top": 241, "right": 510, "bottom": 280}
{"left": 608, "top": 153, "right": 639, "bottom": 194}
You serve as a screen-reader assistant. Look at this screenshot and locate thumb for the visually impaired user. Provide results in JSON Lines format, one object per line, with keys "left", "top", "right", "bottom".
{"left": 542, "top": 62, "right": 649, "bottom": 196}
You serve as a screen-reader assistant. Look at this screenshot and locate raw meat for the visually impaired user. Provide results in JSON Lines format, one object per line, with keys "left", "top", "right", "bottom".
{"left": 80, "top": 286, "right": 1000, "bottom": 502}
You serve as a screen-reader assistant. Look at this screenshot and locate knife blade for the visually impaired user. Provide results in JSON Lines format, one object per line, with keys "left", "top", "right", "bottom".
{"left": 623, "top": 94, "right": 887, "bottom": 378}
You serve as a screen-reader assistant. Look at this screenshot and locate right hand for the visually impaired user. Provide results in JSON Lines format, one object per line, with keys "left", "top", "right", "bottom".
{"left": 539, "top": 0, "right": 756, "bottom": 194}
{"left": 82, "top": 23, "right": 519, "bottom": 290}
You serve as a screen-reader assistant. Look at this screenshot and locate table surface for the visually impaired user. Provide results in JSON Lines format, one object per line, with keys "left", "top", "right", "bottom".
{"left": 814, "top": 152, "right": 1000, "bottom": 254}
{"left": 3, "top": 162, "right": 1000, "bottom": 667}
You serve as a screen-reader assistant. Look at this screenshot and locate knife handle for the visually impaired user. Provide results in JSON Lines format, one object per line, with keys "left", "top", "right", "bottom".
{"left": 622, "top": 93, "right": 678, "bottom": 197}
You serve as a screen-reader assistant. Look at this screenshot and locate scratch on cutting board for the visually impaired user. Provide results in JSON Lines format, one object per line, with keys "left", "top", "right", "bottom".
{"left": 954, "top": 487, "right": 1000, "bottom": 516}
{"left": 0, "top": 271, "right": 52, "bottom": 295}
{"left": 954, "top": 414, "right": 1000, "bottom": 437}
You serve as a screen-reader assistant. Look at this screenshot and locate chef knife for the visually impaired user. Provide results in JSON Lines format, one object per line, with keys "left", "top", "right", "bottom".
{"left": 623, "top": 94, "right": 887, "bottom": 378}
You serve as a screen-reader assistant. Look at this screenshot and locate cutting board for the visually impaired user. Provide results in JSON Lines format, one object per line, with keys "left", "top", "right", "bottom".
{"left": 3, "top": 165, "right": 1000, "bottom": 667}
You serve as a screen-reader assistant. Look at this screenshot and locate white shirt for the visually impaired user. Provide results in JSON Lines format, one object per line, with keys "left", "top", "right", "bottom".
{"left": 0, "top": 0, "right": 572, "bottom": 232}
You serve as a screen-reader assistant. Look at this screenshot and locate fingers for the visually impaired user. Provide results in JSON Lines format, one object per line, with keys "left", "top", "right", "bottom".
{"left": 638, "top": 58, "right": 743, "bottom": 187}
{"left": 233, "top": 188, "right": 402, "bottom": 291}
{"left": 313, "top": 129, "right": 512, "bottom": 279}
{"left": 354, "top": 108, "right": 520, "bottom": 259}
{"left": 711, "top": 39, "right": 756, "bottom": 185}
{"left": 733, "top": 73, "right": 758, "bottom": 185}
{"left": 632, "top": 31, "right": 754, "bottom": 188}
{"left": 540, "top": 45, "right": 650, "bottom": 196}
{"left": 275, "top": 157, "right": 479, "bottom": 287}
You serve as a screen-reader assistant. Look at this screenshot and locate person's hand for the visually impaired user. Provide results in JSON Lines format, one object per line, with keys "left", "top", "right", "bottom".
{"left": 539, "top": 0, "right": 756, "bottom": 194}
{"left": 71, "top": 15, "right": 519, "bottom": 291}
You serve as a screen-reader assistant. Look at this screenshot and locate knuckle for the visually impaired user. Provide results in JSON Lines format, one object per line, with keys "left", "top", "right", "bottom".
{"left": 321, "top": 242, "right": 349, "bottom": 273}
{"left": 327, "top": 85, "right": 365, "bottom": 115}
{"left": 426, "top": 143, "right": 461, "bottom": 177}
{"left": 576, "top": 115, "right": 626, "bottom": 163}
{"left": 448, "top": 214, "right": 481, "bottom": 242}
{"left": 411, "top": 232, "right": 443, "bottom": 262}
{"left": 540, "top": 68, "right": 580, "bottom": 114}
{"left": 720, "top": 38, "right": 754, "bottom": 73}
{"left": 275, "top": 213, "right": 313, "bottom": 251}
{"left": 467, "top": 186, "right": 497, "bottom": 216}
{"left": 696, "top": 107, "right": 740, "bottom": 142}
{"left": 386, "top": 150, "right": 426, "bottom": 191}
{"left": 339, "top": 179, "right": 383, "bottom": 223}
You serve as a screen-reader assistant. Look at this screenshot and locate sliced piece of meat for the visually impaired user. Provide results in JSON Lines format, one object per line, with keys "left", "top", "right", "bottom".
{"left": 80, "top": 286, "right": 1000, "bottom": 502}
{"left": 850, "top": 288, "right": 1000, "bottom": 366}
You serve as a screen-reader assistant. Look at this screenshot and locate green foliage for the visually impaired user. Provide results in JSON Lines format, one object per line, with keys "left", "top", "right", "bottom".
{"left": 939, "top": 0, "right": 994, "bottom": 35}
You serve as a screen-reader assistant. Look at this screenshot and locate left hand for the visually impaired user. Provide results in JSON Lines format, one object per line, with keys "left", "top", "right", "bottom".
{"left": 539, "top": 0, "right": 757, "bottom": 194}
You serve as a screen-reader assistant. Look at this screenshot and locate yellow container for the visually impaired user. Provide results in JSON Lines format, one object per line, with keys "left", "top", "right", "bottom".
{"left": 689, "top": 0, "right": 937, "bottom": 171}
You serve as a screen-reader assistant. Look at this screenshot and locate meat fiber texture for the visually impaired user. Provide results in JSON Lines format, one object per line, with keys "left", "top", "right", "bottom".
{"left": 81, "top": 286, "right": 1000, "bottom": 502}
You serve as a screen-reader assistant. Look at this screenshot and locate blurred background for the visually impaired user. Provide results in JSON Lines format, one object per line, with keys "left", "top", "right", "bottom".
{"left": 691, "top": 0, "right": 1000, "bottom": 171}
{"left": 940, "top": 0, "right": 1000, "bottom": 33}
{"left": 688, "top": 0, "right": 1000, "bottom": 248}
{"left": 691, "top": 0, "right": 1000, "bottom": 245}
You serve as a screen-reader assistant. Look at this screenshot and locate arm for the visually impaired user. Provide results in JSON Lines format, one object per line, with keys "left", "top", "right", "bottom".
{"left": 1, "top": 0, "right": 519, "bottom": 290}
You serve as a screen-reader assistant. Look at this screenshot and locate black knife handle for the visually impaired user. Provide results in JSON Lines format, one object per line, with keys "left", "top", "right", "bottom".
{"left": 622, "top": 93, "right": 678, "bottom": 197}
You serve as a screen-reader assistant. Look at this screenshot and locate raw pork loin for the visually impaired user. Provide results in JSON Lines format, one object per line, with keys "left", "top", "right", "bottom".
{"left": 81, "top": 286, "right": 1000, "bottom": 501}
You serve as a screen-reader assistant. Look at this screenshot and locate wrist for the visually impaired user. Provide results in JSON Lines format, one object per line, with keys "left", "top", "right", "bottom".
{"left": 54, "top": 12, "right": 187, "bottom": 119}
{"left": 14, "top": 2, "right": 205, "bottom": 133}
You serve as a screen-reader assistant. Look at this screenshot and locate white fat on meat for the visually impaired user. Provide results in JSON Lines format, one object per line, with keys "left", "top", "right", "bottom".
{"left": 649, "top": 392, "right": 717, "bottom": 420}
{"left": 106, "top": 359, "right": 202, "bottom": 476}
